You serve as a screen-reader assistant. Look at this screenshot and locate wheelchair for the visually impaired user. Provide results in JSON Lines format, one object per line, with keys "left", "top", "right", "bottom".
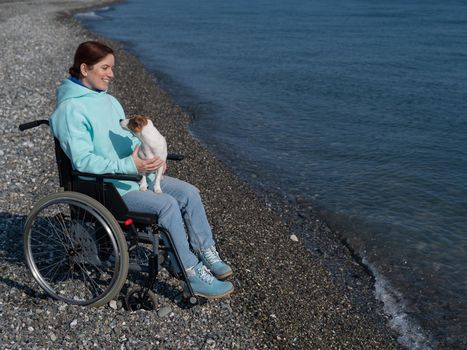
{"left": 19, "top": 120, "right": 204, "bottom": 310}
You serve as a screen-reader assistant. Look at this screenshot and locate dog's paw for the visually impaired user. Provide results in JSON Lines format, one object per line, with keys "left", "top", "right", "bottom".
{"left": 154, "top": 187, "right": 162, "bottom": 194}
{"left": 139, "top": 186, "right": 148, "bottom": 192}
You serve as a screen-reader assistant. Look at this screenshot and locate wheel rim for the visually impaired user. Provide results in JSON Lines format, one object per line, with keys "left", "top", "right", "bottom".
{"left": 25, "top": 197, "right": 123, "bottom": 305}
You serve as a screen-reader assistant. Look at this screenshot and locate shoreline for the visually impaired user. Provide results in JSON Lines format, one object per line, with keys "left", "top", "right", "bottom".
{"left": 1, "top": 0, "right": 402, "bottom": 348}
{"left": 75, "top": 0, "right": 403, "bottom": 340}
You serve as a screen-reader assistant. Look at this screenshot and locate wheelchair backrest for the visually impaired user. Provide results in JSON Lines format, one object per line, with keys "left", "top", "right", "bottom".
{"left": 53, "top": 137, "right": 73, "bottom": 191}
{"left": 52, "top": 137, "right": 131, "bottom": 221}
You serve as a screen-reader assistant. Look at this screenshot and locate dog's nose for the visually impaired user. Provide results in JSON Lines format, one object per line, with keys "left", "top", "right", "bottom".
{"left": 119, "top": 119, "right": 123, "bottom": 122}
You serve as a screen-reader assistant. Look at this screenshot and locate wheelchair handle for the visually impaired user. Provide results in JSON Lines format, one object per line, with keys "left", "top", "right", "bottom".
{"left": 19, "top": 119, "right": 49, "bottom": 131}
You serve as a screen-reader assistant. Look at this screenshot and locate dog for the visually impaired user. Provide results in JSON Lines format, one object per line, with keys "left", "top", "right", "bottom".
{"left": 120, "top": 115, "right": 168, "bottom": 193}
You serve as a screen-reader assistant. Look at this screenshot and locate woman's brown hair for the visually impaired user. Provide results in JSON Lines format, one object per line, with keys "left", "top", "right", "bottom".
{"left": 69, "top": 41, "right": 114, "bottom": 79}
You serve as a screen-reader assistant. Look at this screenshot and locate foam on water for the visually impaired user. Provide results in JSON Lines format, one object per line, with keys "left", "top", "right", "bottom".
{"left": 74, "top": 8, "right": 108, "bottom": 20}
{"left": 366, "top": 258, "right": 434, "bottom": 350}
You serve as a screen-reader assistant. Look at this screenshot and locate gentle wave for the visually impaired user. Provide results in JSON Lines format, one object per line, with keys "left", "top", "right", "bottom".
{"left": 74, "top": 11, "right": 105, "bottom": 20}
{"left": 366, "top": 258, "right": 435, "bottom": 350}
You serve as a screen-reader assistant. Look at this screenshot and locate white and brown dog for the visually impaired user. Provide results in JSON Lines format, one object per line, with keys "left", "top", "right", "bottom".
{"left": 120, "top": 115, "right": 168, "bottom": 193}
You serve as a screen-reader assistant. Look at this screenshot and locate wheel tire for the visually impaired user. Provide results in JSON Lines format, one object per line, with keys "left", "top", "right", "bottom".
{"left": 23, "top": 191, "right": 129, "bottom": 307}
{"left": 125, "top": 287, "right": 158, "bottom": 311}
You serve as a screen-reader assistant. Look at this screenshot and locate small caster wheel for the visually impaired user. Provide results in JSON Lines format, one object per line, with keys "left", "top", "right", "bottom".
{"left": 125, "top": 287, "right": 158, "bottom": 311}
{"left": 184, "top": 293, "right": 207, "bottom": 306}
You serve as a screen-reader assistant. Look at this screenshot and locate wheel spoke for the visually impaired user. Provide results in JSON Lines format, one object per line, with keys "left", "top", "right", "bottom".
{"left": 53, "top": 211, "right": 76, "bottom": 248}
{"left": 43, "top": 215, "right": 72, "bottom": 252}
{"left": 38, "top": 256, "right": 68, "bottom": 281}
{"left": 80, "top": 263, "right": 104, "bottom": 297}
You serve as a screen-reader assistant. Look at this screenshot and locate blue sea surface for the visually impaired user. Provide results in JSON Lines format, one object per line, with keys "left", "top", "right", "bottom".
{"left": 77, "top": 1, "right": 467, "bottom": 348}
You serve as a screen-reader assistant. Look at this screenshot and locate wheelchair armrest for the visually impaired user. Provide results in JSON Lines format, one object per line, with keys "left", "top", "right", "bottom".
{"left": 167, "top": 153, "right": 184, "bottom": 161}
{"left": 71, "top": 171, "right": 142, "bottom": 182}
{"left": 71, "top": 153, "right": 183, "bottom": 181}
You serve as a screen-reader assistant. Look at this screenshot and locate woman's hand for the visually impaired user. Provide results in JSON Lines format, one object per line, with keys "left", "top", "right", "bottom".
{"left": 132, "top": 145, "right": 166, "bottom": 173}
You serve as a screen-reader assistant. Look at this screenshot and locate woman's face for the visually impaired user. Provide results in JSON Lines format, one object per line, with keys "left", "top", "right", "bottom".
{"left": 80, "top": 54, "right": 115, "bottom": 91}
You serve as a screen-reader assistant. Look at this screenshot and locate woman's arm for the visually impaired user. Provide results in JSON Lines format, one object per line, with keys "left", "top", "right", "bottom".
{"left": 52, "top": 102, "right": 138, "bottom": 175}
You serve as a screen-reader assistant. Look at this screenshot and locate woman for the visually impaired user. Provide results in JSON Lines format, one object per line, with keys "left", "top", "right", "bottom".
{"left": 50, "top": 41, "right": 234, "bottom": 299}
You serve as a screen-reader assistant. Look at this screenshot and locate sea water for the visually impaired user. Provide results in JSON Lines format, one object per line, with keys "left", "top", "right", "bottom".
{"left": 77, "top": 1, "right": 467, "bottom": 348}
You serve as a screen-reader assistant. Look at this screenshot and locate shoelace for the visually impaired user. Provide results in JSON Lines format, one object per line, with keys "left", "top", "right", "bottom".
{"left": 203, "top": 246, "right": 221, "bottom": 265}
{"left": 197, "top": 265, "right": 214, "bottom": 284}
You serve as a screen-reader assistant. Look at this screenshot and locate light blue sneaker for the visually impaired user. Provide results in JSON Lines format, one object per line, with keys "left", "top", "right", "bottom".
{"left": 186, "top": 261, "right": 234, "bottom": 299}
{"left": 199, "top": 246, "right": 233, "bottom": 280}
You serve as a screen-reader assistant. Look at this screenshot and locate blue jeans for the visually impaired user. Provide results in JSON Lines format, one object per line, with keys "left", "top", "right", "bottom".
{"left": 122, "top": 176, "right": 215, "bottom": 269}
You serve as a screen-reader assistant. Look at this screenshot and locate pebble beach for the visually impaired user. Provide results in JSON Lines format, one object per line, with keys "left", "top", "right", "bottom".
{"left": 0, "top": 0, "right": 402, "bottom": 348}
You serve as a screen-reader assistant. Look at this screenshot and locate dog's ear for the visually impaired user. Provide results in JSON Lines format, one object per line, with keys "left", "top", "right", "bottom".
{"left": 139, "top": 115, "right": 149, "bottom": 127}
{"left": 134, "top": 115, "right": 148, "bottom": 128}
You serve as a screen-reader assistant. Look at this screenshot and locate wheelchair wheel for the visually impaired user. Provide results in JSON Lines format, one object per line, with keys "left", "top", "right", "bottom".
{"left": 23, "top": 191, "right": 129, "bottom": 307}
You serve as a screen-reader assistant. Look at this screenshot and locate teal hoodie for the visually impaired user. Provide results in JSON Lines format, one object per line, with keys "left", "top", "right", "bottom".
{"left": 50, "top": 78, "right": 147, "bottom": 196}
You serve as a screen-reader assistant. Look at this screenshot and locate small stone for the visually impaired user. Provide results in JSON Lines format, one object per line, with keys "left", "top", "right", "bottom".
{"left": 70, "top": 319, "right": 78, "bottom": 327}
{"left": 50, "top": 333, "right": 57, "bottom": 341}
{"left": 290, "top": 234, "right": 299, "bottom": 242}
{"left": 109, "top": 300, "right": 118, "bottom": 310}
{"left": 28, "top": 326, "right": 34, "bottom": 332}
{"left": 157, "top": 306, "right": 172, "bottom": 318}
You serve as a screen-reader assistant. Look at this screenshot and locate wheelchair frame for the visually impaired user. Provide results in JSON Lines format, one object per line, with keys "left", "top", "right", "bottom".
{"left": 19, "top": 120, "right": 202, "bottom": 310}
